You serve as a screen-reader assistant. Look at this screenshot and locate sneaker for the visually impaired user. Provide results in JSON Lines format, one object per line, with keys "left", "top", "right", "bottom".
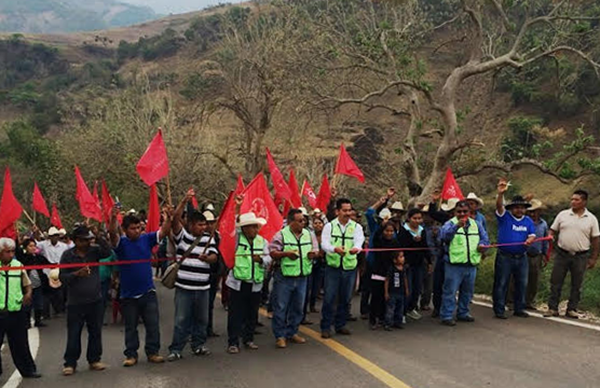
{"left": 167, "top": 353, "right": 182, "bottom": 362}
{"left": 276, "top": 337, "right": 287, "bottom": 348}
{"left": 321, "top": 331, "right": 331, "bottom": 339}
{"left": 289, "top": 334, "right": 306, "bottom": 344}
{"left": 514, "top": 311, "right": 529, "bottom": 318}
{"left": 147, "top": 354, "right": 165, "bottom": 364}
{"left": 441, "top": 319, "right": 456, "bottom": 327}
{"left": 406, "top": 309, "right": 422, "bottom": 320}
{"left": 62, "top": 366, "right": 75, "bottom": 376}
{"left": 566, "top": 310, "right": 580, "bottom": 319}
{"left": 244, "top": 342, "right": 259, "bottom": 350}
{"left": 122, "top": 357, "right": 138, "bottom": 367}
{"left": 89, "top": 362, "right": 107, "bottom": 371}
{"left": 193, "top": 346, "right": 211, "bottom": 356}
{"left": 227, "top": 345, "right": 240, "bottom": 354}
{"left": 457, "top": 315, "right": 475, "bottom": 322}
{"left": 543, "top": 309, "right": 559, "bottom": 317}
{"left": 336, "top": 327, "right": 352, "bottom": 335}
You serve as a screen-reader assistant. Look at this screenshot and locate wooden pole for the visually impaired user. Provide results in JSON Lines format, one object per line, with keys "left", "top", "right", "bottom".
{"left": 22, "top": 209, "right": 36, "bottom": 226}
{"left": 165, "top": 175, "right": 173, "bottom": 206}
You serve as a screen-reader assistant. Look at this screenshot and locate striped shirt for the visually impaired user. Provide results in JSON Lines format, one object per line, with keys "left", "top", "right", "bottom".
{"left": 174, "top": 228, "right": 219, "bottom": 291}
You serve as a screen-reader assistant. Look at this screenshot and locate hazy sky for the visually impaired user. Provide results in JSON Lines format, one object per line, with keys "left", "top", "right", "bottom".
{"left": 121, "top": 0, "right": 242, "bottom": 14}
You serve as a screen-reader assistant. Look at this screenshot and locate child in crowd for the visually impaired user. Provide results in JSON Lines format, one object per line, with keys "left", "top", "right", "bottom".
{"left": 384, "top": 252, "right": 408, "bottom": 331}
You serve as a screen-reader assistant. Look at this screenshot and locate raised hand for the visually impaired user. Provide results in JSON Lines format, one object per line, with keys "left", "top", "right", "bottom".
{"left": 386, "top": 187, "right": 396, "bottom": 199}
{"left": 497, "top": 178, "right": 509, "bottom": 194}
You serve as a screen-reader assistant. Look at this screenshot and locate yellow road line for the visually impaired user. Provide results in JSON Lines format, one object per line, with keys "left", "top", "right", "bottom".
{"left": 257, "top": 307, "right": 413, "bottom": 388}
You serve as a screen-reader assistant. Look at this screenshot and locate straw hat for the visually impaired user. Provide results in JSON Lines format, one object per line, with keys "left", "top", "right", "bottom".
{"left": 441, "top": 198, "right": 460, "bottom": 212}
{"left": 203, "top": 211, "right": 216, "bottom": 222}
{"left": 379, "top": 208, "right": 392, "bottom": 220}
{"left": 390, "top": 201, "right": 405, "bottom": 212}
{"left": 236, "top": 212, "right": 267, "bottom": 228}
{"left": 466, "top": 192, "right": 484, "bottom": 207}
{"left": 299, "top": 207, "right": 309, "bottom": 217}
{"left": 527, "top": 198, "right": 544, "bottom": 211}
{"left": 48, "top": 268, "right": 62, "bottom": 289}
{"left": 48, "top": 227, "right": 61, "bottom": 237}
{"left": 58, "top": 228, "right": 67, "bottom": 236}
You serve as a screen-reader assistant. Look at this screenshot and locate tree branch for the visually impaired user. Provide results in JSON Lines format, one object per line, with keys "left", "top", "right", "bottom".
{"left": 456, "top": 159, "right": 574, "bottom": 183}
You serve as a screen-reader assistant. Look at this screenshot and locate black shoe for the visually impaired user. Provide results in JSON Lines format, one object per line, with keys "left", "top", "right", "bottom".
{"left": 336, "top": 327, "right": 352, "bottom": 335}
{"left": 441, "top": 319, "right": 456, "bottom": 327}
{"left": 321, "top": 331, "right": 331, "bottom": 339}
{"left": 392, "top": 323, "right": 404, "bottom": 329}
{"left": 23, "top": 372, "right": 42, "bottom": 378}
{"left": 514, "top": 311, "right": 529, "bottom": 318}
{"left": 431, "top": 309, "right": 440, "bottom": 318}
{"left": 495, "top": 313, "right": 508, "bottom": 320}
{"left": 457, "top": 315, "right": 475, "bottom": 322}
{"left": 256, "top": 321, "right": 265, "bottom": 327}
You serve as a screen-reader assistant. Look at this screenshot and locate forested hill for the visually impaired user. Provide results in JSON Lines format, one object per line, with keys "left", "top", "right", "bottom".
{"left": 1, "top": 0, "right": 600, "bottom": 226}
{"left": 0, "top": 0, "right": 157, "bottom": 33}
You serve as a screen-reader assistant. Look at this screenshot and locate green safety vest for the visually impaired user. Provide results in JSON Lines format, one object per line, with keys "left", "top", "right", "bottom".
{"left": 448, "top": 217, "right": 482, "bottom": 266}
{"left": 0, "top": 260, "right": 24, "bottom": 312}
{"left": 326, "top": 219, "right": 359, "bottom": 270}
{"left": 233, "top": 233, "right": 266, "bottom": 284}
{"left": 280, "top": 226, "right": 313, "bottom": 277}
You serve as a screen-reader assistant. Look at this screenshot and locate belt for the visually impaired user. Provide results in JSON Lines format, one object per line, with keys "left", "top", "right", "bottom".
{"left": 498, "top": 250, "right": 526, "bottom": 259}
{"left": 558, "top": 247, "right": 590, "bottom": 256}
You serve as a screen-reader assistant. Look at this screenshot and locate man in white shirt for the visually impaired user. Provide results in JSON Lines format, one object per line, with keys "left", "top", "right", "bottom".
{"left": 320, "top": 198, "right": 365, "bottom": 338}
{"left": 545, "top": 190, "right": 600, "bottom": 319}
{"left": 36, "top": 227, "right": 69, "bottom": 318}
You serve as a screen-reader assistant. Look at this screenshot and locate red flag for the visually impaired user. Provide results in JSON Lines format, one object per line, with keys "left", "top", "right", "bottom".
{"left": 75, "top": 166, "right": 102, "bottom": 221}
{"left": 440, "top": 167, "right": 464, "bottom": 200}
{"left": 0, "top": 168, "right": 23, "bottom": 238}
{"left": 32, "top": 182, "right": 50, "bottom": 217}
{"left": 147, "top": 184, "right": 160, "bottom": 233}
{"left": 50, "top": 202, "right": 63, "bottom": 229}
{"left": 240, "top": 173, "right": 283, "bottom": 241}
{"left": 218, "top": 191, "right": 237, "bottom": 269}
{"left": 265, "top": 148, "right": 293, "bottom": 202}
{"left": 302, "top": 179, "right": 318, "bottom": 209}
{"left": 316, "top": 174, "right": 332, "bottom": 212}
{"left": 136, "top": 129, "right": 170, "bottom": 186}
{"left": 189, "top": 187, "right": 199, "bottom": 209}
{"left": 234, "top": 174, "right": 245, "bottom": 196}
{"left": 335, "top": 144, "right": 365, "bottom": 183}
{"left": 288, "top": 169, "right": 302, "bottom": 208}
{"left": 101, "top": 180, "right": 115, "bottom": 225}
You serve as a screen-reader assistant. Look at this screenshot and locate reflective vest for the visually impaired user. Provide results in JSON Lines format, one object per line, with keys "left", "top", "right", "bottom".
{"left": 280, "top": 226, "right": 313, "bottom": 277}
{"left": 0, "top": 260, "right": 24, "bottom": 312}
{"left": 233, "top": 233, "right": 266, "bottom": 284}
{"left": 326, "top": 219, "right": 359, "bottom": 270}
{"left": 448, "top": 217, "right": 482, "bottom": 266}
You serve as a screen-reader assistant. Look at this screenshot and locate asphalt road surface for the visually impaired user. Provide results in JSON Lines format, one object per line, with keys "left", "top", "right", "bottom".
{"left": 2, "top": 284, "right": 600, "bottom": 388}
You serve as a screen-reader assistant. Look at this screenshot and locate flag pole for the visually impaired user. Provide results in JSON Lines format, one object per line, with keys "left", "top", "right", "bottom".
{"left": 22, "top": 209, "right": 36, "bottom": 226}
{"left": 165, "top": 175, "right": 173, "bottom": 206}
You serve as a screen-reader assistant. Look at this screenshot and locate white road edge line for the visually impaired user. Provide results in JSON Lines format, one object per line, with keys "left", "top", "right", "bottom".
{"left": 472, "top": 300, "right": 600, "bottom": 332}
{"left": 2, "top": 325, "right": 40, "bottom": 388}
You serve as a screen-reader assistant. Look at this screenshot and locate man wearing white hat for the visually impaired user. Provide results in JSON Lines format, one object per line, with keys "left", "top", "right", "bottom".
{"left": 36, "top": 226, "right": 69, "bottom": 319}
{"left": 466, "top": 193, "right": 488, "bottom": 233}
{"left": 226, "top": 212, "right": 272, "bottom": 354}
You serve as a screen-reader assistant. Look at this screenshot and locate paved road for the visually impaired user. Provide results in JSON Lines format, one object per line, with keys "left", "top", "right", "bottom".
{"left": 2, "top": 285, "right": 600, "bottom": 388}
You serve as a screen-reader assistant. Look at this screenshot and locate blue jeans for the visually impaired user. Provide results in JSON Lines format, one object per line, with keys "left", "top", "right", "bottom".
{"left": 406, "top": 263, "right": 425, "bottom": 312}
{"left": 320, "top": 266, "right": 356, "bottom": 332}
{"left": 121, "top": 291, "right": 160, "bottom": 358}
{"left": 385, "top": 293, "right": 405, "bottom": 326}
{"left": 169, "top": 288, "right": 209, "bottom": 354}
{"left": 272, "top": 271, "right": 307, "bottom": 339}
{"left": 440, "top": 263, "right": 477, "bottom": 321}
{"left": 493, "top": 251, "right": 528, "bottom": 315}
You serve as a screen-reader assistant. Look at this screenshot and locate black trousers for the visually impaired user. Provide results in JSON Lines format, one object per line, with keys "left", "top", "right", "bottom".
{"left": 64, "top": 300, "right": 103, "bottom": 368}
{"left": 369, "top": 279, "right": 386, "bottom": 324}
{"left": 227, "top": 283, "right": 261, "bottom": 347}
{"left": 0, "top": 310, "right": 37, "bottom": 377}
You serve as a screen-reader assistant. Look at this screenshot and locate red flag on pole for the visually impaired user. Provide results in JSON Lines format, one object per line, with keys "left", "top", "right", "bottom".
{"left": 136, "top": 129, "right": 170, "bottom": 186}
{"left": 75, "top": 166, "right": 102, "bottom": 221}
{"left": 335, "top": 144, "right": 365, "bottom": 183}
{"left": 240, "top": 173, "right": 283, "bottom": 241}
{"left": 101, "top": 180, "right": 115, "bottom": 225}
{"left": 440, "top": 167, "right": 464, "bottom": 200}
{"left": 265, "top": 148, "right": 292, "bottom": 202}
{"left": 189, "top": 187, "right": 199, "bottom": 209}
{"left": 50, "top": 202, "right": 63, "bottom": 229}
{"left": 218, "top": 191, "right": 237, "bottom": 269}
{"left": 316, "top": 174, "right": 332, "bottom": 212}
{"left": 302, "top": 179, "right": 318, "bottom": 209}
{"left": 146, "top": 184, "right": 160, "bottom": 233}
{"left": 234, "top": 174, "right": 245, "bottom": 196}
{"left": 32, "top": 182, "right": 50, "bottom": 217}
{"left": 288, "top": 169, "right": 302, "bottom": 208}
{"left": 0, "top": 168, "right": 23, "bottom": 238}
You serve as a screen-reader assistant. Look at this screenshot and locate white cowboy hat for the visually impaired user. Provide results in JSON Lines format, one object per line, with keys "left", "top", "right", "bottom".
{"left": 48, "top": 268, "right": 62, "bottom": 289}
{"left": 528, "top": 199, "right": 544, "bottom": 211}
{"left": 202, "top": 211, "right": 216, "bottom": 222}
{"left": 299, "top": 207, "right": 309, "bottom": 217}
{"left": 441, "top": 198, "right": 460, "bottom": 212}
{"left": 48, "top": 227, "right": 61, "bottom": 236}
{"left": 390, "top": 201, "right": 405, "bottom": 212}
{"left": 312, "top": 208, "right": 322, "bottom": 215}
{"left": 205, "top": 203, "right": 215, "bottom": 211}
{"left": 236, "top": 212, "right": 267, "bottom": 228}
{"left": 58, "top": 228, "right": 67, "bottom": 236}
{"left": 466, "top": 192, "right": 484, "bottom": 207}
{"left": 378, "top": 208, "right": 392, "bottom": 220}
{"left": 127, "top": 209, "right": 137, "bottom": 215}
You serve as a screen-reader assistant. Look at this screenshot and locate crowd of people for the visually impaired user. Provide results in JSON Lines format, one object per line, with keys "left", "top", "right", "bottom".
{"left": 0, "top": 178, "right": 598, "bottom": 379}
